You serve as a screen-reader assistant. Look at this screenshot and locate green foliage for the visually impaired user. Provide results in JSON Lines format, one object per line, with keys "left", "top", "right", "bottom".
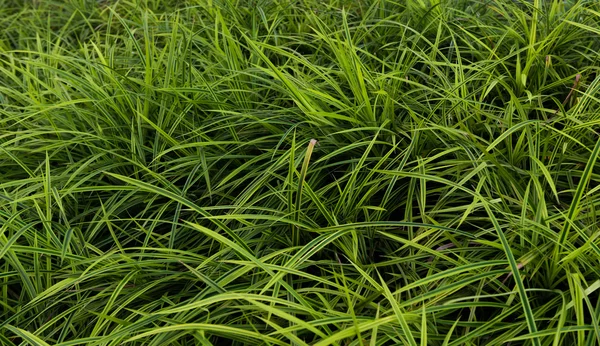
{"left": 1, "top": 0, "right": 600, "bottom": 344}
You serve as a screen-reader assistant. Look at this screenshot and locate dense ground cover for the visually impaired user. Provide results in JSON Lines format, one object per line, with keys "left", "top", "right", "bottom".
{"left": 1, "top": 0, "right": 600, "bottom": 344}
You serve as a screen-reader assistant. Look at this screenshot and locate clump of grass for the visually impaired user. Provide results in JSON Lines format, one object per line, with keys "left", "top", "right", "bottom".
{"left": 1, "top": 0, "right": 600, "bottom": 345}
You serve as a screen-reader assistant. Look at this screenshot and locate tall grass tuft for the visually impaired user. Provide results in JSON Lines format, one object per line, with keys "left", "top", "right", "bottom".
{"left": 1, "top": 0, "right": 600, "bottom": 345}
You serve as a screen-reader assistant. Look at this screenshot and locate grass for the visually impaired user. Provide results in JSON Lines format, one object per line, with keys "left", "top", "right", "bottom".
{"left": 1, "top": 0, "right": 600, "bottom": 344}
